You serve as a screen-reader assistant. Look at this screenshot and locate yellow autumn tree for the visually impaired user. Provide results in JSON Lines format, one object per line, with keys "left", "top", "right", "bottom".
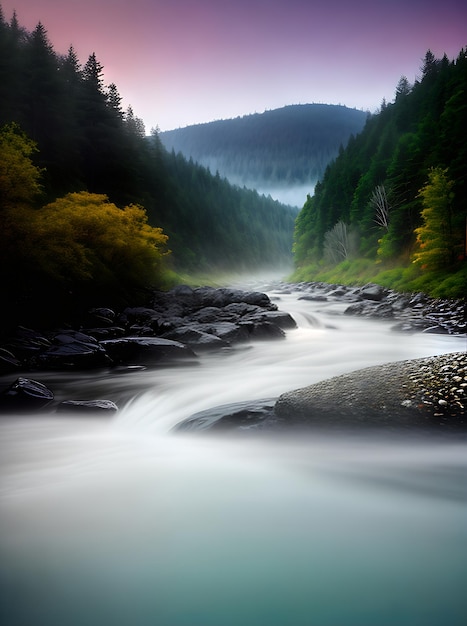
{"left": 28, "top": 191, "right": 170, "bottom": 295}
{"left": 412, "top": 167, "right": 456, "bottom": 270}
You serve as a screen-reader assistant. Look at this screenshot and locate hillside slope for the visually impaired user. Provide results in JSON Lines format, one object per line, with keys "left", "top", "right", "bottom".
{"left": 160, "top": 104, "right": 368, "bottom": 206}
{"left": 292, "top": 49, "right": 467, "bottom": 299}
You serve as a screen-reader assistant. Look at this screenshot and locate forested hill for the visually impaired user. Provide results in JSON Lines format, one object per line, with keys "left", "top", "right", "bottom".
{"left": 292, "top": 49, "right": 467, "bottom": 299}
{"left": 160, "top": 105, "right": 368, "bottom": 202}
{"left": 0, "top": 6, "right": 298, "bottom": 324}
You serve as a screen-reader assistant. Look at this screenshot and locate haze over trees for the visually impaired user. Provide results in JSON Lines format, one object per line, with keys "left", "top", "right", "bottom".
{"left": 160, "top": 104, "right": 368, "bottom": 206}
{"left": 292, "top": 48, "right": 467, "bottom": 298}
{"left": 0, "top": 6, "right": 299, "bottom": 325}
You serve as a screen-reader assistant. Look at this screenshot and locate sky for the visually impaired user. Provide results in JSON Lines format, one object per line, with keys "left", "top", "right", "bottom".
{"left": 2, "top": 0, "right": 466, "bottom": 132}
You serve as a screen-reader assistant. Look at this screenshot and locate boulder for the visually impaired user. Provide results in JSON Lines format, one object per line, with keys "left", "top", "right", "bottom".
{"left": 358, "top": 283, "right": 386, "bottom": 301}
{"left": 38, "top": 330, "right": 111, "bottom": 369}
{"left": 174, "top": 398, "right": 277, "bottom": 432}
{"left": 196, "top": 321, "right": 251, "bottom": 343}
{"left": 160, "top": 326, "right": 230, "bottom": 351}
{"left": 0, "top": 377, "right": 54, "bottom": 411}
{"left": 99, "top": 336, "right": 197, "bottom": 365}
{"left": 274, "top": 354, "right": 467, "bottom": 430}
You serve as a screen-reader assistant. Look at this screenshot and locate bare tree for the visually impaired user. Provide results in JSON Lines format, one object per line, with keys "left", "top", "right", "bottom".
{"left": 370, "top": 185, "right": 390, "bottom": 230}
{"left": 324, "top": 220, "right": 350, "bottom": 263}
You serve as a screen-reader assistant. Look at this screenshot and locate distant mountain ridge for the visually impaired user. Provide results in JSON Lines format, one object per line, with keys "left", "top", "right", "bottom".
{"left": 160, "top": 104, "right": 368, "bottom": 206}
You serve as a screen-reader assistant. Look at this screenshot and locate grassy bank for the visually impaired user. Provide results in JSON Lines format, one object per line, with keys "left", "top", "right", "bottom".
{"left": 289, "top": 259, "right": 467, "bottom": 300}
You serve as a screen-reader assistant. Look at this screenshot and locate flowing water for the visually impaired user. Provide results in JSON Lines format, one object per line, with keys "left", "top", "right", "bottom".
{"left": 1, "top": 284, "right": 466, "bottom": 625}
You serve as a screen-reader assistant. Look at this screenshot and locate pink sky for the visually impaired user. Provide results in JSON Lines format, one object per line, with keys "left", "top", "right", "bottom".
{"left": 2, "top": 0, "right": 466, "bottom": 131}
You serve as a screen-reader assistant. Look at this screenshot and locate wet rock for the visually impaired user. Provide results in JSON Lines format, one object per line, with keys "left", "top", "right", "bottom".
{"left": 57, "top": 399, "right": 119, "bottom": 414}
{"left": 160, "top": 326, "right": 230, "bottom": 351}
{"left": 358, "top": 283, "right": 386, "bottom": 301}
{"left": 298, "top": 294, "right": 328, "bottom": 302}
{"left": 99, "top": 336, "right": 197, "bottom": 365}
{"left": 117, "top": 307, "right": 159, "bottom": 329}
{"left": 174, "top": 398, "right": 277, "bottom": 432}
{"left": 38, "top": 330, "right": 111, "bottom": 369}
{"left": 0, "top": 377, "right": 54, "bottom": 411}
{"left": 246, "top": 309, "right": 297, "bottom": 330}
{"left": 196, "top": 321, "right": 250, "bottom": 343}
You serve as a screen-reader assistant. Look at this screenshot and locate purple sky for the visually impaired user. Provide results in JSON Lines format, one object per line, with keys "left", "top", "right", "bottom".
{"left": 2, "top": 0, "right": 466, "bottom": 131}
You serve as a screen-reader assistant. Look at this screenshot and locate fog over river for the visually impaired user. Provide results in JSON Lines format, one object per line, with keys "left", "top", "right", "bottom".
{"left": 1, "top": 282, "right": 466, "bottom": 625}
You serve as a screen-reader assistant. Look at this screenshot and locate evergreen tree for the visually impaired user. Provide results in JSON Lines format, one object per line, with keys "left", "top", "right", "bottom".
{"left": 413, "top": 167, "right": 457, "bottom": 269}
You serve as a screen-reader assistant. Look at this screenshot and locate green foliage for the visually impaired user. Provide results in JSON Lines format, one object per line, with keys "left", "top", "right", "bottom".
{"left": 0, "top": 9, "right": 297, "bottom": 279}
{"left": 0, "top": 122, "right": 43, "bottom": 207}
{"left": 32, "top": 192, "right": 169, "bottom": 289}
{"left": 292, "top": 47, "right": 467, "bottom": 299}
{"left": 0, "top": 191, "right": 171, "bottom": 327}
{"left": 412, "top": 167, "right": 458, "bottom": 269}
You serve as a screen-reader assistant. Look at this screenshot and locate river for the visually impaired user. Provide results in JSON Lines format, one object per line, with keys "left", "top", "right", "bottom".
{"left": 1, "top": 283, "right": 466, "bottom": 625}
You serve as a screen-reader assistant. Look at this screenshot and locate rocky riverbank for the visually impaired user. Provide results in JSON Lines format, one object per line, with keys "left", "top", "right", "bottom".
{"left": 0, "top": 281, "right": 465, "bottom": 424}
{"left": 0, "top": 285, "right": 295, "bottom": 413}
{"left": 274, "top": 280, "right": 466, "bottom": 334}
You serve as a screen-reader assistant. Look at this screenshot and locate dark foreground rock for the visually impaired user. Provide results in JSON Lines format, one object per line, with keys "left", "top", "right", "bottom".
{"left": 0, "top": 377, "right": 54, "bottom": 411}
{"left": 174, "top": 399, "right": 278, "bottom": 433}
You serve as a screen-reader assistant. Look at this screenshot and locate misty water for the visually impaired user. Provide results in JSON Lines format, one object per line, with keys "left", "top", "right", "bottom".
{"left": 1, "top": 283, "right": 466, "bottom": 625}
{"left": 255, "top": 182, "right": 315, "bottom": 208}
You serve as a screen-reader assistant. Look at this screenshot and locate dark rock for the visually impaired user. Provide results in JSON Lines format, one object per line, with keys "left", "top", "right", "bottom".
{"left": 188, "top": 306, "right": 224, "bottom": 323}
{"left": 174, "top": 398, "right": 277, "bottom": 432}
{"left": 57, "top": 399, "right": 119, "bottom": 414}
{"left": 196, "top": 321, "right": 251, "bottom": 343}
{"left": 117, "top": 307, "right": 159, "bottom": 328}
{"left": 38, "top": 331, "right": 111, "bottom": 369}
{"left": 85, "top": 308, "right": 116, "bottom": 327}
{"left": 373, "top": 303, "right": 394, "bottom": 318}
{"left": 194, "top": 286, "right": 274, "bottom": 309}
{"left": 358, "top": 283, "right": 386, "bottom": 301}
{"left": 99, "top": 336, "right": 197, "bottom": 365}
{"left": 4, "top": 326, "right": 52, "bottom": 360}
{"left": 252, "top": 310, "right": 297, "bottom": 330}
{"left": 0, "top": 377, "right": 54, "bottom": 411}
{"left": 222, "top": 302, "right": 262, "bottom": 316}
{"left": 344, "top": 302, "right": 370, "bottom": 316}
{"left": 241, "top": 320, "right": 286, "bottom": 340}
{"left": 82, "top": 327, "right": 126, "bottom": 341}
{"left": 298, "top": 294, "right": 328, "bottom": 302}
{"left": 160, "top": 326, "right": 229, "bottom": 351}
{"left": 0, "top": 347, "right": 22, "bottom": 373}
{"left": 327, "top": 288, "right": 348, "bottom": 298}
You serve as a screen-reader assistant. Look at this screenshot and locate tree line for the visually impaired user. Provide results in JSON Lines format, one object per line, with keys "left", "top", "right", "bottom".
{"left": 292, "top": 49, "right": 467, "bottom": 298}
{"left": 0, "top": 6, "right": 297, "bottom": 326}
